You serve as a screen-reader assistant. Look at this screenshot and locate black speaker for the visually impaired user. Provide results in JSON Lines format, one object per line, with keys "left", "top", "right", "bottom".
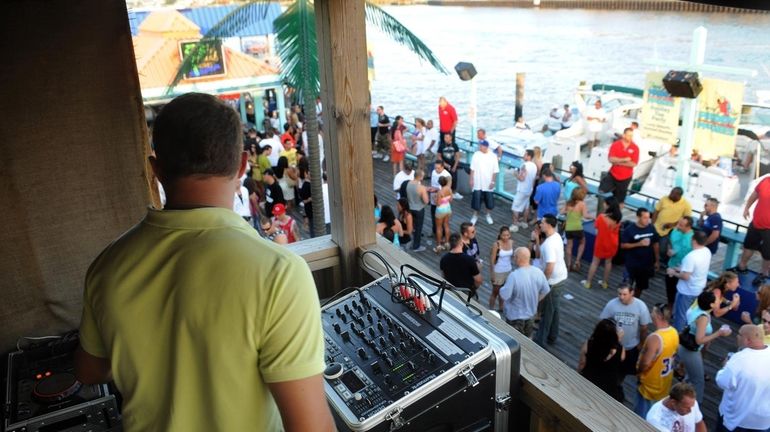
{"left": 662, "top": 70, "right": 703, "bottom": 99}
{"left": 454, "top": 62, "right": 477, "bottom": 81}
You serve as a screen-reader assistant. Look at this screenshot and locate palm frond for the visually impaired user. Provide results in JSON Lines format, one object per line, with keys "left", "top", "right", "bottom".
{"left": 165, "top": 2, "right": 274, "bottom": 94}
{"left": 364, "top": 2, "right": 449, "bottom": 75}
{"left": 274, "top": 0, "right": 320, "bottom": 96}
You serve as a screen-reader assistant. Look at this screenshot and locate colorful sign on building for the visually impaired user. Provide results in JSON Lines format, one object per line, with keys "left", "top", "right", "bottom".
{"left": 692, "top": 78, "right": 744, "bottom": 160}
{"left": 641, "top": 72, "right": 682, "bottom": 145}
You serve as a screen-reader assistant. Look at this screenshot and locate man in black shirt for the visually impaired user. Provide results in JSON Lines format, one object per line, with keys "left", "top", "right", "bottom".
{"left": 437, "top": 133, "right": 461, "bottom": 198}
{"left": 263, "top": 168, "right": 285, "bottom": 218}
{"left": 374, "top": 105, "right": 391, "bottom": 161}
{"left": 440, "top": 233, "right": 481, "bottom": 301}
{"left": 620, "top": 207, "right": 660, "bottom": 298}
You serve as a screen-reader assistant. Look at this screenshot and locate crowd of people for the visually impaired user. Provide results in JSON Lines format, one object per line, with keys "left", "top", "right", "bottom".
{"left": 372, "top": 97, "right": 770, "bottom": 431}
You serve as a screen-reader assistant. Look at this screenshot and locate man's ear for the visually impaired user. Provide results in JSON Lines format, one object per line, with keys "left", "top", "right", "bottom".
{"left": 148, "top": 155, "right": 162, "bottom": 182}
{"left": 237, "top": 151, "right": 248, "bottom": 179}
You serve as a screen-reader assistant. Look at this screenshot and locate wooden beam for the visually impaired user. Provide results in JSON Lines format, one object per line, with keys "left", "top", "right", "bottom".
{"left": 315, "top": 0, "right": 375, "bottom": 289}
{"left": 287, "top": 234, "right": 340, "bottom": 272}
{"left": 359, "top": 238, "right": 657, "bottom": 432}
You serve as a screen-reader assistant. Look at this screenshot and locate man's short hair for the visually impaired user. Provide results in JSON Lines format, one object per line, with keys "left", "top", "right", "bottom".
{"left": 636, "top": 207, "right": 650, "bottom": 217}
{"left": 624, "top": 127, "right": 633, "bottom": 134}
{"left": 617, "top": 284, "right": 634, "bottom": 293}
{"left": 525, "top": 149, "right": 535, "bottom": 159}
{"left": 693, "top": 231, "right": 708, "bottom": 246}
{"left": 707, "top": 197, "right": 720, "bottom": 206}
{"left": 152, "top": 93, "right": 242, "bottom": 180}
{"left": 541, "top": 168, "right": 553, "bottom": 178}
{"left": 460, "top": 222, "right": 473, "bottom": 235}
{"left": 669, "top": 382, "right": 696, "bottom": 401}
{"left": 448, "top": 233, "right": 462, "bottom": 249}
{"left": 653, "top": 302, "right": 671, "bottom": 321}
{"left": 542, "top": 214, "right": 558, "bottom": 228}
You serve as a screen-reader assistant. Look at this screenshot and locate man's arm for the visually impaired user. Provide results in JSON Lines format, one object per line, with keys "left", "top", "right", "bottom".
{"left": 269, "top": 375, "right": 335, "bottom": 432}
{"left": 638, "top": 325, "right": 649, "bottom": 350}
{"left": 695, "top": 420, "right": 707, "bottom": 432}
{"left": 473, "top": 273, "right": 482, "bottom": 288}
{"left": 543, "top": 262, "right": 554, "bottom": 280}
{"left": 636, "top": 333, "right": 660, "bottom": 374}
{"left": 744, "top": 190, "right": 758, "bottom": 219}
{"left": 469, "top": 169, "right": 475, "bottom": 190}
{"left": 75, "top": 346, "right": 112, "bottom": 384}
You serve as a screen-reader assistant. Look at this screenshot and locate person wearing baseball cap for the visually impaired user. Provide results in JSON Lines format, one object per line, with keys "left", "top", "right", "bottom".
{"left": 271, "top": 202, "right": 299, "bottom": 244}
{"left": 469, "top": 134, "right": 500, "bottom": 226}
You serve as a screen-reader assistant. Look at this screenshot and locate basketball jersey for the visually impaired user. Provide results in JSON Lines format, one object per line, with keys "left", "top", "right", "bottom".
{"left": 638, "top": 326, "right": 679, "bottom": 401}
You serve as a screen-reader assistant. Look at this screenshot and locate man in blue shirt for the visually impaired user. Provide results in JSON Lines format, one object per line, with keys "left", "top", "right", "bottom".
{"left": 620, "top": 208, "right": 660, "bottom": 299}
{"left": 699, "top": 197, "right": 722, "bottom": 255}
{"left": 533, "top": 169, "right": 560, "bottom": 220}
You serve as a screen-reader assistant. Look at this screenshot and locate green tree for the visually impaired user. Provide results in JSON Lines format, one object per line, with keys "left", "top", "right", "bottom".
{"left": 170, "top": 0, "right": 447, "bottom": 237}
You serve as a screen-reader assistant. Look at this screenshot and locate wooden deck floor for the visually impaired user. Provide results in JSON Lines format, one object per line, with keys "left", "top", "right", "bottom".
{"left": 356, "top": 156, "right": 739, "bottom": 430}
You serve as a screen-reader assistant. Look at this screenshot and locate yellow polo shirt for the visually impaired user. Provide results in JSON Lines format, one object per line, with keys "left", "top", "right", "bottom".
{"left": 79, "top": 207, "right": 324, "bottom": 431}
{"left": 654, "top": 196, "right": 692, "bottom": 236}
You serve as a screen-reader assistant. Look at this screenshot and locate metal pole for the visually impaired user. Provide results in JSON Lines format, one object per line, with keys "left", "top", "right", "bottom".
{"left": 515, "top": 72, "right": 525, "bottom": 122}
{"left": 470, "top": 77, "right": 477, "bottom": 144}
{"left": 675, "top": 26, "right": 707, "bottom": 192}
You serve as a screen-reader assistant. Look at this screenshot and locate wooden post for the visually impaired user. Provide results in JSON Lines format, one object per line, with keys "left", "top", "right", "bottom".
{"left": 316, "top": 0, "right": 376, "bottom": 289}
{"left": 515, "top": 72, "right": 525, "bottom": 122}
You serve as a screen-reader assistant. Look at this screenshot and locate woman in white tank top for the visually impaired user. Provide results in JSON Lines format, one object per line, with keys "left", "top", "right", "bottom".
{"left": 489, "top": 226, "right": 514, "bottom": 311}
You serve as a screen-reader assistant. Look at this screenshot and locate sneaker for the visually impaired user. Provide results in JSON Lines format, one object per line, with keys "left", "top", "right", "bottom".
{"left": 580, "top": 280, "right": 591, "bottom": 289}
{"left": 509, "top": 224, "right": 519, "bottom": 233}
{"left": 382, "top": 155, "right": 390, "bottom": 162}
{"left": 432, "top": 245, "right": 444, "bottom": 254}
{"left": 412, "top": 246, "right": 426, "bottom": 253}
{"left": 726, "top": 265, "right": 749, "bottom": 275}
{"left": 519, "top": 222, "right": 529, "bottom": 229}
{"left": 372, "top": 152, "right": 382, "bottom": 159}
{"left": 752, "top": 274, "right": 766, "bottom": 287}
{"left": 598, "top": 280, "right": 609, "bottom": 290}
{"left": 453, "top": 192, "right": 463, "bottom": 200}
{"left": 485, "top": 214, "right": 494, "bottom": 225}
{"left": 470, "top": 214, "right": 478, "bottom": 225}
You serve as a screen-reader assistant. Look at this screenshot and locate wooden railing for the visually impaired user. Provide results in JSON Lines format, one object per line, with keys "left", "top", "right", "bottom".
{"left": 291, "top": 235, "right": 657, "bottom": 431}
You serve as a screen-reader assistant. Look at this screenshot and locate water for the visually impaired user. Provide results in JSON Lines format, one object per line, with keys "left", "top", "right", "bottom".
{"left": 367, "top": 6, "right": 770, "bottom": 138}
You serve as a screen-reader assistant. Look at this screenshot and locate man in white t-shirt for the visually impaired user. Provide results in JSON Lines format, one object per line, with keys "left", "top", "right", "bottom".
{"left": 585, "top": 99, "right": 607, "bottom": 148}
{"left": 469, "top": 136, "right": 499, "bottom": 226}
{"left": 666, "top": 232, "right": 712, "bottom": 331}
{"left": 302, "top": 130, "right": 325, "bottom": 171}
{"left": 233, "top": 184, "right": 252, "bottom": 222}
{"left": 716, "top": 324, "right": 770, "bottom": 432}
{"left": 393, "top": 162, "right": 415, "bottom": 199}
{"left": 261, "top": 130, "right": 282, "bottom": 167}
{"left": 534, "top": 215, "right": 568, "bottom": 347}
{"left": 646, "top": 382, "right": 706, "bottom": 432}
{"left": 510, "top": 149, "right": 537, "bottom": 232}
{"left": 547, "top": 106, "right": 563, "bottom": 135}
{"left": 423, "top": 120, "right": 439, "bottom": 158}
{"left": 430, "top": 159, "right": 452, "bottom": 238}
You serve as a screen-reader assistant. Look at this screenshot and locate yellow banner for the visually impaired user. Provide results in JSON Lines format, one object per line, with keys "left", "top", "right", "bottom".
{"left": 641, "top": 72, "right": 681, "bottom": 145}
{"left": 693, "top": 78, "right": 744, "bottom": 160}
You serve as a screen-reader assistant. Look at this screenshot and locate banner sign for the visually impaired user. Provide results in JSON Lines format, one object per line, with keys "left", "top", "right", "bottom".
{"left": 179, "top": 40, "right": 226, "bottom": 80}
{"left": 641, "top": 72, "right": 681, "bottom": 145}
{"left": 692, "top": 78, "right": 744, "bottom": 160}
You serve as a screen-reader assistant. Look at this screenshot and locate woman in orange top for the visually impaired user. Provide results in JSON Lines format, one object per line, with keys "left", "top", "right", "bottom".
{"left": 390, "top": 116, "right": 407, "bottom": 176}
{"left": 581, "top": 205, "right": 622, "bottom": 290}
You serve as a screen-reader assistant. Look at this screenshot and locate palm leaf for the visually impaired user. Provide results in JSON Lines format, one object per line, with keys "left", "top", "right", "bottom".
{"left": 364, "top": 2, "right": 449, "bottom": 75}
{"left": 165, "top": 2, "right": 273, "bottom": 94}
{"left": 273, "top": 0, "right": 320, "bottom": 97}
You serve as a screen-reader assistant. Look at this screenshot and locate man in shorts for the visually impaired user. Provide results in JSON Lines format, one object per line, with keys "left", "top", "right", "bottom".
{"left": 510, "top": 149, "right": 537, "bottom": 232}
{"left": 728, "top": 175, "right": 770, "bottom": 286}
{"left": 599, "top": 127, "right": 638, "bottom": 209}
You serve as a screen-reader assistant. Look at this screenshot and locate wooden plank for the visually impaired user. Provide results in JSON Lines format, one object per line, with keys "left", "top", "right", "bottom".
{"left": 359, "top": 241, "right": 658, "bottom": 432}
{"left": 315, "top": 0, "right": 376, "bottom": 289}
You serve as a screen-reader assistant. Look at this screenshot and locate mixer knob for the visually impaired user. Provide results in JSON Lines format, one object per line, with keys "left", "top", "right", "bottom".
{"left": 385, "top": 357, "right": 394, "bottom": 367}
{"left": 385, "top": 316, "right": 393, "bottom": 325}
{"left": 361, "top": 297, "right": 370, "bottom": 309}
{"left": 366, "top": 338, "right": 376, "bottom": 347}
{"left": 344, "top": 304, "right": 351, "bottom": 313}
{"left": 340, "top": 314, "right": 348, "bottom": 323}
{"left": 400, "top": 342, "right": 408, "bottom": 351}
{"left": 366, "top": 313, "right": 374, "bottom": 323}
{"left": 397, "top": 326, "right": 405, "bottom": 336}
{"left": 364, "top": 397, "right": 373, "bottom": 407}
{"left": 390, "top": 347, "right": 398, "bottom": 357}
{"left": 352, "top": 300, "right": 358, "bottom": 310}
{"left": 350, "top": 322, "right": 357, "bottom": 331}
{"left": 333, "top": 323, "right": 341, "bottom": 333}
{"left": 377, "top": 322, "right": 384, "bottom": 333}
{"left": 378, "top": 336, "right": 386, "bottom": 346}
{"left": 335, "top": 308, "right": 342, "bottom": 317}
{"left": 370, "top": 361, "right": 381, "bottom": 374}
{"left": 323, "top": 362, "right": 344, "bottom": 380}
{"left": 340, "top": 331, "right": 351, "bottom": 342}
{"left": 388, "top": 331, "right": 397, "bottom": 342}
{"left": 368, "top": 328, "right": 376, "bottom": 338}
{"left": 375, "top": 307, "right": 382, "bottom": 318}
{"left": 384, "top": 374, "right": 393, "bottom": 386}
{"left": 409, "top": 336, "right": 416, "bottom": 345}
{"left": 357, "top": 348, "right": 368, "bottom": 360}
{"left": 407, "top": 361, "right": 416, "bottom": 370}
{"left": 428, "top": 353, "right": 436, "bottom": 364}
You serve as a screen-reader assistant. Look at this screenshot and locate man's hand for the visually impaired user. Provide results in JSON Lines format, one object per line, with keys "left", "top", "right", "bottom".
{"left": 75, "top": 346, "right": 112, "bottom": 384}
{"left": 744, "top": 207, "right": 751, "bottom": 220}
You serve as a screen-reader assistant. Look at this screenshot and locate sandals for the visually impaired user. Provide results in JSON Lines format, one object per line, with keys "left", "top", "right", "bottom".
{"left": 433, "top": 245, "right": 445, "bottom": 254}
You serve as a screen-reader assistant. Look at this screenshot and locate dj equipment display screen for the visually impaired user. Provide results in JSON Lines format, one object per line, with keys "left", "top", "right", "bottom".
{"left": 340, "top": 371, "right": 365, "bottom": 393}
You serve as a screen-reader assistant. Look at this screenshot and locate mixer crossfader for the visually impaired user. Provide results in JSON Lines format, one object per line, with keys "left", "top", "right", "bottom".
{"left": 322, "top": 275, "right": 520, "bottom": 432}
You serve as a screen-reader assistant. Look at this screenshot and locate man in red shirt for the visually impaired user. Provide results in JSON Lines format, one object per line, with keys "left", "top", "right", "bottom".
{"left": 599, "top": 127, "right": 638, "bottom": 208}
{"left": 438, "top": 96, "right": 458, "bottom": 145}
{"left": 728, "top": 176, "right": 770, "bottom": 286}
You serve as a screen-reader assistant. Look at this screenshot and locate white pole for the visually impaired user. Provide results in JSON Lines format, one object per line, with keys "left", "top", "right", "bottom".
{"left": 675, "top": 26, "right": 707, "bottom": 192}
{"left": 470, "top": 77, "right": 478, "bottom": 143}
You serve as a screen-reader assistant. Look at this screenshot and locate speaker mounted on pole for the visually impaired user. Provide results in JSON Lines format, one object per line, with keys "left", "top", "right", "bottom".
{"left": 454, "top": 62, "right": 477, "bottom": 81}
{"left": 662, "top": 70, "right": 703, "bottom": 99}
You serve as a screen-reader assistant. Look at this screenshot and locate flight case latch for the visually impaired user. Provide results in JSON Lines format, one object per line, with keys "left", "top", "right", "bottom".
{"left": 386, "top": 406, "right": 405, "bottom": 430}
{"left": 458, "top": 364, "right": 479, "bottom": 387}
{"left": 495, "top": 393, "right": 512, "bottom": 411}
